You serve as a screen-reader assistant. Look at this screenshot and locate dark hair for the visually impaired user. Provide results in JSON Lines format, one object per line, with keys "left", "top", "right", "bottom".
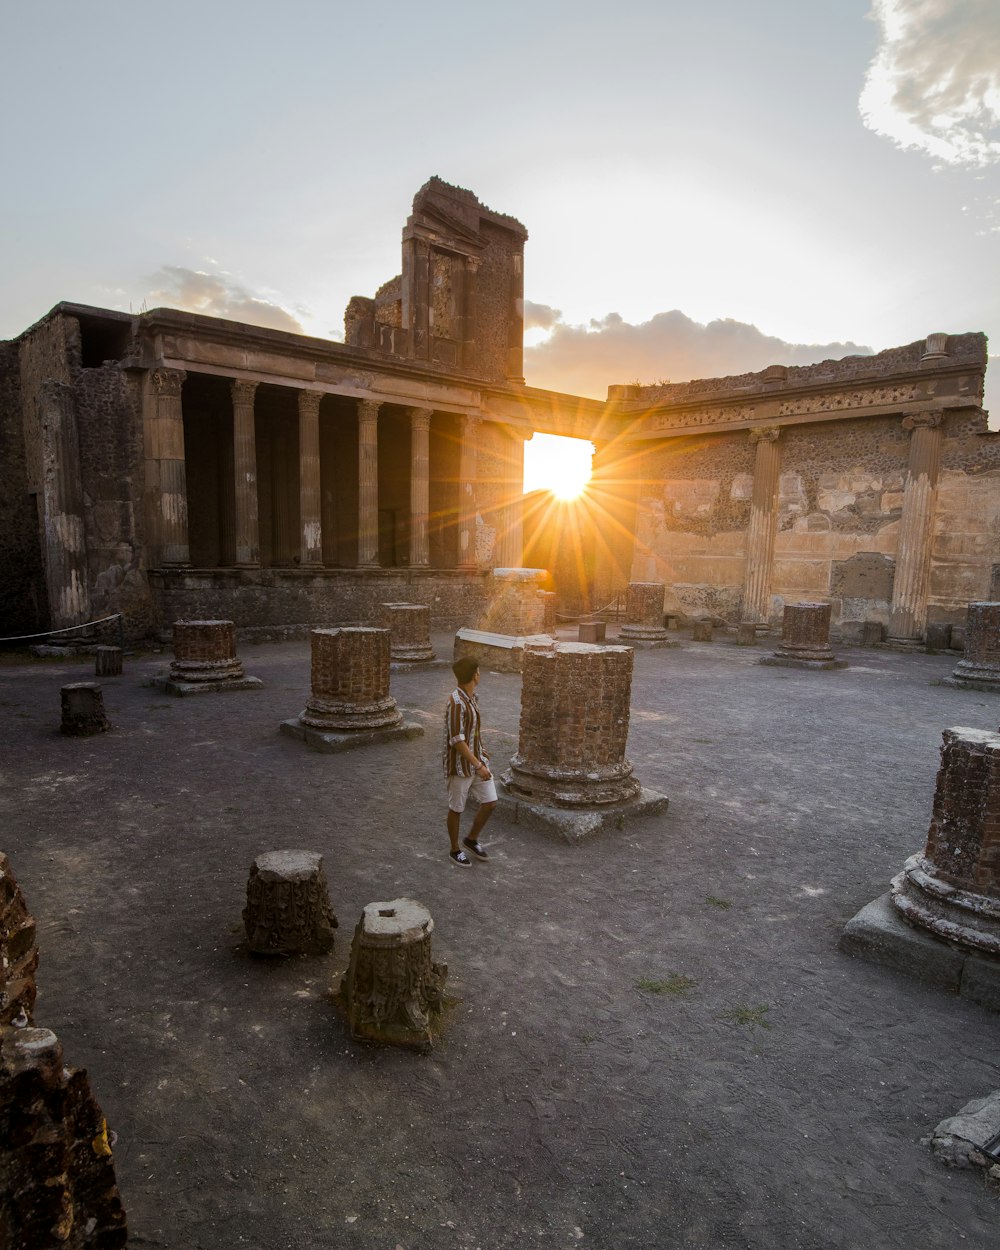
{"left": 452, "top": 657, "right": 480, "bottom": 684}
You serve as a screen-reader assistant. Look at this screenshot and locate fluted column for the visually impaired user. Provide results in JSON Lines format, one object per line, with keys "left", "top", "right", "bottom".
{"left": 299, "top": 390, "right": 323, "bottom": 566}
{"left": 231, "top": 379, "right": 260, "bottom": 567}
{"left": 40, "top": 380, "right": 92, "bottom": 627}
{"left": 457, "top": 413, "right": 480, "bottom": 569}
{"left": 889, "top": 411, "right": 944, "bottom": 641}
{"left": 144, "top": 367, "right": 190, "bottom": 567}
{"left": 358, "top": 400, "right": 380, "bottom": 567}
{"left": 408, "top": 407, "right": 432, "bottom": 568}
{"left": 496, "top": 424, "right": 527, "bottom": 569}
{"left": 741, "top": 426, "right": 782, "bottom": 625}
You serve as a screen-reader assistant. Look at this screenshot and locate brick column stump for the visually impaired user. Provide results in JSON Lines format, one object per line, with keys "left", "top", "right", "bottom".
{"left": 95, "top": 646, "right": 123, "bottom": 677}
{"left": 943, "top": 603, "right": 1000, "bottom": 692}
{"left": 578, "top": 621, "right": 606, "bottom": 644}
{"left": 841, "top": 728, "right": 1000, "bottom": 1010}
{"left": 760, "top": 603, "right": 847, "bottom": 670}
{"left": 337, "top": 898, "right": 448, "bottom": 1051}
{"left": 379, "top": 602, "right": 435, "bottom": 663}
{"left": 243, "top": 850, "right": 337, "bottom": 956}
{"left": 540, "top": 590, "right": 558, "bottom": 634}
{"left": 620, "top": 582, "right": 674, "bottom": 646}
{"left": 499, "top": 642, "right": 668, "bottom": 842}
{"left": 153, "top": 620, "right": 262, "bottom": 696}
{"left": 280, "top": 627, "right": 422, "bottom": 753}
{"left": 60, "top": 683, "right": 110, "bottom": 736}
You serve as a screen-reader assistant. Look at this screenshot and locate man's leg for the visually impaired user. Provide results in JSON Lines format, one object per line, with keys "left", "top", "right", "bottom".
{"left": 447, "top": 808, "right": 463, "bottom": 854}
{"left": 466, "top": 800, "right": 496, "bottom": 842}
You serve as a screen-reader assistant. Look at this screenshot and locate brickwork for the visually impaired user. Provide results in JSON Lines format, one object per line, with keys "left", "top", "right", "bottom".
{"left": 761, "top": 602, "right": 846, "bottom": 669}
{"left": 478, "top": 569, "right": 547, "bottom": 636}
{"left": 300, "top": 627, "right": 402, "bottom": 731}
{"left": 0, "top": 852, "right": 38, "bottom": 1028}
{"left": 503, "top": 642, "right": 641, "bottom": 807}
{"left": 378, "top": 602, "right": 435, "bottom": 662}
{"left": 170, "top": 619, "right": 246, "bottom": 685}
{"left": 620, "top": 582, "right": 668, "bottom": 642}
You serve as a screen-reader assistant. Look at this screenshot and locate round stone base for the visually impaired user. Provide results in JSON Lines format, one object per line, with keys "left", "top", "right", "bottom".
{"left": 890, "top": 853, "right": 1000, "bottom": 957}
{"left": 300, "top": 694, "right": 403, "bottom": 732}
{"left": 390, "top": 644, "right": 436, "bottom": 663}
{"left": 169, "top": 657, "right": 245, "bottom": 682}
{"left": 943, "top": 662, "right": 1000, "bottom": 692}
{"left": 501, "top": 756, "right": 641, "bottom": 808}
{"left": 760, "top": 654, "right": 848, "bottom": 670}
{"left": 620, "top": 625, "right": 669, "bottom": 642}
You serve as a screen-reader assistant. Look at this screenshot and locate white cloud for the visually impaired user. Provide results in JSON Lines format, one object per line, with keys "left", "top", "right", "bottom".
{"left": 523, "top": 300, "right": 563, "bottom": 331}
{"left": 860, "top": 0, "right": 1000, "bottom": 167}
{"left": 524, "top": 309, "right": 872, "bottom": 399}
{"left": 144, "top": 265, "right": 305, "bottom": 334}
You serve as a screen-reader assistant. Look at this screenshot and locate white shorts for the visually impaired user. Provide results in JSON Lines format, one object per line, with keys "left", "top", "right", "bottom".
{"left": 447, "top": 772, "right": 498, "bottom": 813}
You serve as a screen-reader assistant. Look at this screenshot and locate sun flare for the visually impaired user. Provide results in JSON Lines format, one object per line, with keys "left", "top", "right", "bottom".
{"left": 523, "top": 433, "right": 594, "bottom": 500}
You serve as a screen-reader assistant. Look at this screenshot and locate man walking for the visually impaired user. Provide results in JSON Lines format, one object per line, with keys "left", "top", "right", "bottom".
{"left": 444, "top": 657, "right": 496, "bottom": 867}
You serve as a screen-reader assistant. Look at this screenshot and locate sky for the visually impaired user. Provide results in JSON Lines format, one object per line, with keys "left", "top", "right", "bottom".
{"left": 2, "top": 0, "right": 999, "bottom": 430}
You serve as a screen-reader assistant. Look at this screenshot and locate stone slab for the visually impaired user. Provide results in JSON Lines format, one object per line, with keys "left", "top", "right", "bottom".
{"left": 279, "top": 718, "right": 423, "bottom": 753}
{"left": 454, "top": 628, "right": 554, "bottom": 674}
{"left": 496, "top": 784, "right": 669, "bottom": 845}
{"left": 940, "top": 676, "right": 1000, "bottom": 693}
{"left": 150, "top": 675, "right": 263, "bottom": 696}
{"left": 961, "top": 956, "right": 1000, "bottom": 1012}
{"left": 926, "top": 1091, "right": 1000, "bottom": 1170}
{"left": 390, "top": 657, "right": 450, "bottom": 672}
{"left": 839, "top": 892, "right": 965, "bottom": 993}
{"left": 617, "top": 638, "right": 680, "bottom": 650}
{"left": 759, "top": 656, "right": 848, "bottom": 670}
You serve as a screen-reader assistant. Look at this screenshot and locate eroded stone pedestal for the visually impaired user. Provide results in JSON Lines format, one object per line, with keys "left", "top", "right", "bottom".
{"left": 281, "top": 627, "right": 422, "bottom": 752}
{"left": 379, "top": 602, "right": 435, "bottom": 663}
{"left": 760, "top": 602, "right": 846, "bottom": 670}
{"left": 578, "top": 621, "right": 606, "bottom": 644}
{"left": 620, "top": 582, "right": 671, "bottom": 645}
{"left": 338, "top": 898, "right": 447, "bottom": 1050}
{"left": 95, "top": 646, "right": 123, "bottom": 677}
{"left": 243, "top": 850, "right": 337, "bottom": 956}
{"left": 153, "top": 619, "right": 262, "bottom": 695}
{"left": 500, "top": 642, "right": 668, "bottom": 842}
{"left": 692, "top": 620, "right": 714, "bottom": 642}
{"left": 1, "top": 853, "right": 38, "bottom": 1027}
{"left": 943, "top": 602, "right": 1000, "bottom": 692}
{"left": 60, "top": 682, "right": 110, "bottom": 736}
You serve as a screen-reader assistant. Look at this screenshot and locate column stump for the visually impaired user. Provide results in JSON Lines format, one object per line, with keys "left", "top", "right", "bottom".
{"left": 540, "top": 590, "right": 558, "bottom": 634}
{"left": 280, "top": 627, "right": 422, "bottom": 753}
{"left": 841, "top": 728, "right": 1000, "bottom": 1011}
{"left": 338, "top": 898, "right": 448, "bottom": 1051}
{"left": 860, "top": 621, "right": 884, "bottom": 647}
{"left": 95, "top": 646, "right": 123, "bottom": 677}
{"left": 578, "top": 621, "right": 606, "bottom": 644}
{"left": 619, "top": 582, "right": 674, "bottom": 646}
{"left": 153, "top": 620, "right": 262, "bottom": 696}
{"left": 499, "top": 642, "right": 668, "bottom": 842}
{"left": 736, "top": 622, "right": 757, "bottom": 646}
{"left": 760, "top": 603, "right": 847, "bottom": 670}
{"left": 60, "top": 683, "right": 110, "bottom": 736}
{"left": 454, "top": 568, "right": 553, "bottom": 673}
{"left": 379, "top": 602, "right": 435, "bottom": 664}
{"left": 943, "top": 603, "right": 1000, "bottom": 692}
{"left": 692, "top": 619, "right": 714, "bottom": 642}
{"left": 243, "top": 850, "right": 337, "bottom": 956}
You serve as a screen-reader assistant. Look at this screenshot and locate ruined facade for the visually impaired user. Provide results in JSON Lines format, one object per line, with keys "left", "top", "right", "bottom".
{"left": 0, "top": 177, "right": 994, "bottom": 644}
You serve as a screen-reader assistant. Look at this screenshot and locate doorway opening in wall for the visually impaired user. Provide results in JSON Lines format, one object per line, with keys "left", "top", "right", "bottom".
{"left": 523, "top": 433, "right": 594, "bottom": 500}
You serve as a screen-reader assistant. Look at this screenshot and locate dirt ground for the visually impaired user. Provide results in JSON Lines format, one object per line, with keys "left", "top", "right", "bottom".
{"left": 3, "top": 628, "right": 1000, "bottom": 1250}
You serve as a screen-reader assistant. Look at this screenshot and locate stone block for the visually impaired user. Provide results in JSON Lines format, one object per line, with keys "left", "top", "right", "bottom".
{"left": 925, "top": 622, "right": 952, "bottom": 653}
{"left": 860, "top": 620, "right": 884, "bottom": 647}
{"left": 838, "top": 893, "right": 963, "bottom": 992}
{"left": 60, "top": 683, "right": 110, "bottom": 736}
{"left": 692, "top": 620, "right": 713, "bottom": 642}
{"left": 578, "top": 622, "right": 606, "bottom": 643}
{"left": 95, "top": 646, "right": 123, "bottom": 677}
{"left": 736, "top": 622, "right": 757, "bottom": 646}
{"left": 243, "top": 850, "right": 337, "bottom": 956}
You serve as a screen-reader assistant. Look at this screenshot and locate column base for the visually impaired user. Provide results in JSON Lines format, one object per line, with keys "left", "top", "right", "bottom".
{"left": 759, "top": 654, "right": 848, "bottom": 670}
{"left": 151, "top": 674, "right": 263, "bottom": 696}
{"left": 496, "top": 782, "right": 669, "bottom": 845}
{"left": 280, "top": 718, "right": 423, "bottom": 754}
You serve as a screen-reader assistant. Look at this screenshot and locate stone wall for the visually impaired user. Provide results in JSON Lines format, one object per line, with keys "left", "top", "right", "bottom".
{"left": 0, "top": 340, "right": 46, "bottom": 637}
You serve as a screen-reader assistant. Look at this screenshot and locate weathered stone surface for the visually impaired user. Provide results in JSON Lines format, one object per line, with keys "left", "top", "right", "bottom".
{"left": 95, "top": 645, "right": 123, "bottom": 676}
{"left": 578, "top": 621, "right": 606, "bottom": 643}
{"left": 155, "top": 619, "right": 262, "bottom": 695}
{"left": 0, "top": 853, "right": 38, "bottom": 1028}
{"left": 860, "top": 620, "right": 884, "bottom": 647}
{"left": 453, "top": 627, "right": 553, "bottom": 674}
{"left": 60, "top": 682, "right": 111, "bottom": 736}
{"left": 338, "top": 898, "right": 447, "bottom": 1050}
{"left": 299, "top": 627, "right": 402, "bottom": 731}
{"left": 620, "top": 582, "right": 668, "bottom": 642}
{"left": 378, "top": 601, "right": 435, "bottom": 663}
{"left": 925, "top": 622, "right": 952, "bottom": 653}
{"left": 760, "top": 602, "right": 847, "bottom": 670}
{"left": 692, "top": 619, "right": 713, "bottom": 642}
{"left": 944, "top": 602, "right": 1000, "bottom": 691}
{"left": 838, "top": 893, "right": 964, "bottom": 992}
{"left": 926, "top": 1091, "right": 1000, "bottom": 1170}
{"left": 736, "top": 622, "right": 757, "bottom": 646}
{"left": 243, "top": 850, "right": 337, "bottom": 956}
{"left": 477, "top": 568, "right": 547, "bottom": 637}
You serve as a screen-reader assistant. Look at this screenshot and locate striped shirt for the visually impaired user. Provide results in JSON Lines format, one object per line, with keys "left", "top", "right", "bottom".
{"left": 444, "top": 686, "right": 485, "bottom": 779}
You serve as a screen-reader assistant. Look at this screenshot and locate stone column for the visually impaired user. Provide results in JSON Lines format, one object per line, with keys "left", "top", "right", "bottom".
{"left": 889, "top": 411, "right": 944, "bottom": 641}
{"left": 231, "top": 380, "right": 260, "bottom": 567}
{"left": 760, "top": 602, "right": 847, "bottom": 670}
{"left": 408, "top": 407, "right": 432, "bottom": 568}
{"left": 358, "top": 400, "right": 380, "bottom": 567}
{"left": 495, "top": 425, "right": 527, "bottom": 569}
{"left": 742, "top": 425, "right": 782, "bottom": 625}
{"left": 891, "top": 728, "right": 1000, "bottom": 955}
{"left": 243, "top": 851, "right": 337, "bottom": 956}
{"left": 298, "top": 390, "right": 323, "bottom": 566}
{"left": 300, "top": 627, "right": 401, "bottom": 731}
{"left": 60, "top": 683, "right": 111, "bottom": 736}
{"left": 379, "top": 602, "right": 435, "bottom": 662}
{"left": 620, "top": 582, "right": 668, "bottom": 642}
{"left": 40, "top": 380, "right": 92, "bottom": 628}
{"left": 164, "top": 619, "right": 262, "bottom": 694}
{"left": 457, "top": 414, "right": 480, "bottom": 569}
{"left": 944, "top": 602, "right": 1000, "bottom": 690}
{"left": 144, "top": 367, "right": 190, "bottom": 568}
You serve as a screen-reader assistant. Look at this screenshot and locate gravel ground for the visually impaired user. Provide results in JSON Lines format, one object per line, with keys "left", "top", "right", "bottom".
{"left": 2, "top": 629, "right": 999, "bottom": 1250}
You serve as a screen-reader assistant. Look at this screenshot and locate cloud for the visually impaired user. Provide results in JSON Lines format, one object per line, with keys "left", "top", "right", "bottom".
{"left": 523, "top": 300, "right": 563, "bottom": 331}
{"left": 524, "top": 309, "right": 872, "bottom": 398}
{"left": 144, "top": 265, "right": 305, "bottom": 334}
{"left": 860, "top": 0, "right": 1000, "bottom": 167}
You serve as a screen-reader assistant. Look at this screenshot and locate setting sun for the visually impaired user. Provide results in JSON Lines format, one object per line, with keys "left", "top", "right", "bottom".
{"left": 523, "top": 433, "right": 594, "bottom": 500}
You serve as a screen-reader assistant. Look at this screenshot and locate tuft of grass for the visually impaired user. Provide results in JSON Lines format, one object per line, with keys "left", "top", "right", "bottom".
{"left": 722, "top": 1003, "right": 772, "bottom": 1030}
{"left": 635, "top": 973, "right": 698, "bottom": 996}
{"left": 705, "top": 895, "right": 732, "bottom": 910}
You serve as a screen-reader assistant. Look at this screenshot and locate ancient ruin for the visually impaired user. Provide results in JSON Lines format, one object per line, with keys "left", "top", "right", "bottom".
{"left": 281, "top": 626, "right": 421, "bottom": 752}
{"left": 619, "top": 582, "right": 671, "bottom": 645}
{"left": 500, "top": 641, "right": 668, "bottom": 841}
{"left": 455, "top": 567, "right": 553, "bottom": 672}
{"left": 338, "top": 898, "right": 447, "bottom": 1051}
{"left": 1, "top": 852, "right": 38, "bottom": 1028}
{"left": 943, "top": 602, "right": 1000, "bottom": 691}
{"left": 59, "top": 682, "right": 110, "bottom": 736}
{"left": 379, "top": 601, "right": 435, "bottom": 663}
{"left": 94, "top": 646, "right": 122, "bottom": 677}
{"left": 152, "top": 619, "right": 262, "bottom": 695}
{"left": 760, "top": 602, "right": 847, "bottom": 670}
{"left": 243, "top": 850, "right": 337, "bottom": 957}
{"left": 841, "top": 727, "right": 1000, "bottom": 1010}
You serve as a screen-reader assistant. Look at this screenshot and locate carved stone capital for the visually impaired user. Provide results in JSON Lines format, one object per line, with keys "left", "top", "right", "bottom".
{"left": 749, "top": 424, "right": 781, "bottom": 444}
{"left": 460, "top": 413, "right": 482, "bottom": 438}
{"left": 408, "top": 407, "right": 433, "bottom": 433}
{"left": 358, "top": 399, "right": 381, "bottom": 425}
{"left": 298, "top": 390, "right": 323, "bottom": 419}
{"left": 231, "top": 379, "right": 258, "bottom": 408}
{"left": 901, "top": 410, "right": 943, "bottom": 432}
{"left": 151, "top": 367, "right": 186, "bottom": 398}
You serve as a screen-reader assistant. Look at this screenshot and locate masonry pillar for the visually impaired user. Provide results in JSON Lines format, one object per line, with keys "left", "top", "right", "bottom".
{"left": 741, "top": 425, "right": 782, "bottom": 625}
{"left": 888, "top": 411, "right": 944, "bottom": 642}
{"left": 299, "top": 390, "right": 323, "bottom": 566}
{"left": 144, "top": 367, "right": 190, "bottom": 569}
{"left": 408, "top": 407, "right": 432, "bottom": 568}
{"left": 39, "top": 379, "right": 92, "bottom": 629}
{"left": 358, "top": 400, "right": 380, "bottom": 567}
{"left": 460, "top": 255, "right": 481, "bottom": 371}
{"left": 944, "top": 602, "right": 1000, "bottom": 691}
{"left": 496, "top": 425, "right": 526, "bottom": 569}
{"left": 231, "top": 380, "right": 260, "bottom": 567}
{"left": 457, "top": 414, "right": 479, "bottom": 569}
